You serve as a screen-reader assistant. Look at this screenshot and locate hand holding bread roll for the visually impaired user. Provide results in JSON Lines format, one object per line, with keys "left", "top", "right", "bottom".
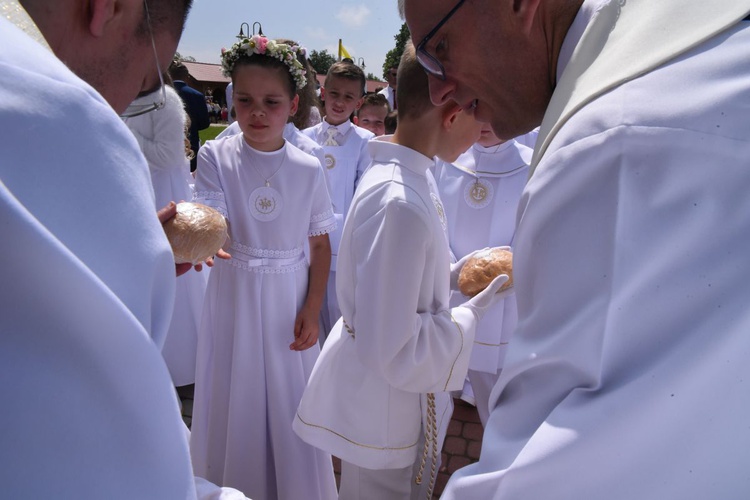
{"left": 457, "top": 247, "right": 513, "bottom": 297}
{"left": 162, "top": 202, "right": 228, "bottom": 265}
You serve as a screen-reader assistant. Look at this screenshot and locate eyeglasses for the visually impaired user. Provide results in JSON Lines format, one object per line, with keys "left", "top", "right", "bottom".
{"left": 415, "top": 0, "right": 467, "bottom": 81}
{"left": 120, "top": 0, "right": 167, "bottom": 118}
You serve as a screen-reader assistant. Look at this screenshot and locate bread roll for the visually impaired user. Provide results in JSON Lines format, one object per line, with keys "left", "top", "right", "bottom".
{"left": 457, "top": 248, "right": 513, "bottom": 297}
{"left": 163, "top": 202, "right": 228, "bottom": 265}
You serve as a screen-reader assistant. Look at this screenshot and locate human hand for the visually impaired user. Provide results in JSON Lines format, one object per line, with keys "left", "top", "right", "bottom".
{"left": 157, "top": 201, "right": 231, "bottom": 276}
{"left": 462, "top": 273, "right": 511, "bottom": 320}
{"left": 291, "top": 306, "right": 320, "bottom": 351}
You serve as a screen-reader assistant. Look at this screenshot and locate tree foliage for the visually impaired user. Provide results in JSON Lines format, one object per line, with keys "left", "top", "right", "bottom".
{"left": 366, "top": 73, "right": 384, "bottom": 82}
{"left": 309, "top": 49, "right": 337, "bottom": 75}
{"left": 382, "top": 23, "right": 410, "bottom": 78}
{"left": 173, "top": 52, "right": 196, "bottom": 62}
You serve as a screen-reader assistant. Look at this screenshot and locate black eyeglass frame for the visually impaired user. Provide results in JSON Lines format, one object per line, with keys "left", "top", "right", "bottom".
{"left": 414, "top": 0, "right": 468, "bottom": 81}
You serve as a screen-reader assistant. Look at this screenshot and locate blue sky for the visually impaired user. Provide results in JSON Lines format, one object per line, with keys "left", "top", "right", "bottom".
{"left": 177, "top": 1, "right": 405, "bottom": 79}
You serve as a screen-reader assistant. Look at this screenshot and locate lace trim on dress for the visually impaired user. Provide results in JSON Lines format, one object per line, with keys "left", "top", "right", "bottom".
{"left": 230, "top": 241, "right": 304, "bottom": 259}
{"left": 225, "top": 258, "right": 306, "bottom": 274}
{"left": 193, "top": 191, "right": 228, "bottom": 217}
{"left": 310, "top": 208, "right": 335, "bottom": 223}
{"left": 194, "top": 190, "right": 224, "bottom": 201}
{"left": 308, "top": 221, "right": 337, "bottom": 237}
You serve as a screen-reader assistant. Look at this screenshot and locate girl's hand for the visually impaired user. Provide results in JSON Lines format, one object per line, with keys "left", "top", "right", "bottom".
{"left": 291, "top": 305, "right": 320, "bottom": 351}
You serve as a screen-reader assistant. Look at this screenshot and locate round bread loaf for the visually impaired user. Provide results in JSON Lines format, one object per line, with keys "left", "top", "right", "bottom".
{"left": 163, "top": 202, "right": 228, "bottom": 265}
{"left": 457, "top": 248, "right": 513, "bottom": 297}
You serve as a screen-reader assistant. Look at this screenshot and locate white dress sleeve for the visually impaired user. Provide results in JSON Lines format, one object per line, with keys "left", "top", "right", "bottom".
{"left": 193, "top": 142, "right": 228, "bottom": 219}
{"left": 308, "top": 163, "right": 336, "bottom": 237}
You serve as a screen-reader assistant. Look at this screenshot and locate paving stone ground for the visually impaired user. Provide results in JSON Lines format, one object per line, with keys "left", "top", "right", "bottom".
{"left": 179, "top": 387, "right": 483, "bottom": 499}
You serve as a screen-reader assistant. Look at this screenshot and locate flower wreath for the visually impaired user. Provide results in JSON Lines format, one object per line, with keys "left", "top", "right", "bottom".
{"left": 221, "top": 35, "right": 308, "bottom": 91}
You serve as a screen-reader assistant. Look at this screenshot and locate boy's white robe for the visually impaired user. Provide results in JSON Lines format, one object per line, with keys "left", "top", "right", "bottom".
{"left": 435, "top": 140, "right": 531, "bottom": 375}
{"left": 303, "top": 120, "right": 374, "bottom": 332}
{"left": 442, "top": 1, "right": 750, "bottom": 498}
{"left": 294, "top": 137, "right": 478, "bottom": 470}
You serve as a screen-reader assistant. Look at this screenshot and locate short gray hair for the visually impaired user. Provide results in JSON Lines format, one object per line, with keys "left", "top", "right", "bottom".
{"left": 397, "top": 0, "right": 405, "bottom": 20}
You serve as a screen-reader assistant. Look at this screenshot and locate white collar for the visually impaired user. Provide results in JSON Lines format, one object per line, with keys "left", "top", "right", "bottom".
{"left": 368, "top": 135, "right": 434, "bottom": 177}
{"left": 1, "top": 0, "right": 51, "bottom": 51}
{"left": 556, "top": 0, "right": 608, "bottom": 83}
{"left": 472, "top": 140, "right": 514, "bottom": 155}
{"left": 323, "top": 119, "right": 352, "bottom": 134}
{"left": 533, "top": 0, "right": 749, "bottom": 174}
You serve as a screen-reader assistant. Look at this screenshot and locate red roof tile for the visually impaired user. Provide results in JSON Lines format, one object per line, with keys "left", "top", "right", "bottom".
{"left": 182, "top": 61, "right": 230, "bottom": 84}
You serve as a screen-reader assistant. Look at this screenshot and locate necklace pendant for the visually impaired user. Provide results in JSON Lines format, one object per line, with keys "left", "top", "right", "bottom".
{"left": 464, "top": 177, "right": 494, "bottom": 209}
{"left": 265, "top": 180, "right": 270, "bottom": 187}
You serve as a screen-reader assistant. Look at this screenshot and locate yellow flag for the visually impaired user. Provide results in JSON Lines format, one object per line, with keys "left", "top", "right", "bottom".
{"left": 338, "top": 39, "right": 352, "bottom": 60}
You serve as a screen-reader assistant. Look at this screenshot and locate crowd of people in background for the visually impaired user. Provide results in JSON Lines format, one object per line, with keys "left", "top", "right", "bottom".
{"left": 3, "top": 1, "right": 750, "bottom": 500}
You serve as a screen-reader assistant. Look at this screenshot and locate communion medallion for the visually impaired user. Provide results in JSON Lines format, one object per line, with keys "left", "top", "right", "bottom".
{"left": 249, "top": 186, "right": 283, "bottom": 221}
{"left": 464, "top": 178, "right": 493, "bottom": 209}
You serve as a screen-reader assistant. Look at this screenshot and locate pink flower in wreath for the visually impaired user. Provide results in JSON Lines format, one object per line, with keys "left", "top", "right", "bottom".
{"left": 254, "top": 35, "right": 268, "bottom": 54}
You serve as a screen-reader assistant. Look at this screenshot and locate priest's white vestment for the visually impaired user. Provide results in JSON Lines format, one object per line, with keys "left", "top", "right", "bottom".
{"left": 443, "top": 1, "right": 750, "bottom": 498}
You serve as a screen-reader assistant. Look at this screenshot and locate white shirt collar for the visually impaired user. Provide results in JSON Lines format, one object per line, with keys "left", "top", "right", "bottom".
{"left": 367, "top": 135, "right": 434, "bottom": 176}
{"left": 557, "top": 0, "right": 609, "bottom": 83}
{"left": 323, "top": 119, "right": 352, "bottom": 135}
{"left": 1, "top": 0, "right": 51, "bottom": 51}
{"left": 472, "top": 140, "right": 514, "bottom": 155}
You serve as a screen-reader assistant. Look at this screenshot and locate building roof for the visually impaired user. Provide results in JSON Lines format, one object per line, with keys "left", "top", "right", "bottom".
{"left": 182, "top": 61, "right": 230, "bottom": 84}
{"left": 181, "top": 60, "right": 385, "bottom": 94}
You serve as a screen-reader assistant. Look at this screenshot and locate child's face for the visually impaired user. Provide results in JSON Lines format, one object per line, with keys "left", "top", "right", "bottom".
{"left": 477, "top": 121, "right": 504, "bottom": 148}
{"left": 357, "top": 105, "right": 388, "bottom": 136}
{"left": 324, "top": 76, "right": 363, "bottom": 126}
{"left": 233, "top": 64, "right": 298, "bottom": 151}
{"left": 438, "top": 109, "right": 483, "bottom": 163}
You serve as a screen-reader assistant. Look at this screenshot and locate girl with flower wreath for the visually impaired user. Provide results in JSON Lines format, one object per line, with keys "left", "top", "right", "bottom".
{"left": 190, "top": 34, "right": 338, "bottom": 500}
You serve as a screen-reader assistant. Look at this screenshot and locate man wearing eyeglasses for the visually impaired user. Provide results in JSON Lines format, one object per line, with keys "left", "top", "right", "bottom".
{"left": 0, "top": 1, "right": 246, "bottom": 498}
{"left": 403, "top": 0, "right": 750, "bottom": 499}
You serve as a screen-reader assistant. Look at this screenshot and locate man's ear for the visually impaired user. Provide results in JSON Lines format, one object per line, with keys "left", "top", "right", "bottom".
{"left": 513, "top": 0, "right": 542, "bottom": 33}
{"left": 353, "top": 116, "right": 360, "bottom": 126}
{"left": 89, "top": 0, "right": 120, "bottom": 38}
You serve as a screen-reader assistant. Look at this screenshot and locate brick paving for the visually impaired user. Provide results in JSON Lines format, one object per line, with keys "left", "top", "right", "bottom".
{"left": 180, "top": 388, "right": 483, "bottom": 499}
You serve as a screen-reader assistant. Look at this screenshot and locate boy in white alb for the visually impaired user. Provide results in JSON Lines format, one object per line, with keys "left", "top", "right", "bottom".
{"left": 303, "top": 61, "right": 375, "bottom": 336}
{"left": 434, "top": 122, "right": 532, "bottom": 424}
{"left": 294, "top": 42, "right": 509, "bottom": 500}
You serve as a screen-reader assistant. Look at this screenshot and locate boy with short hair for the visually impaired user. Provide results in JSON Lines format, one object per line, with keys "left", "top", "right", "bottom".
{"left": 354, "top": 93, "right": 390, "bottom": 137}
{"left": 303, "top": 61, "right": 375, "bottom": 336}
{"left": 295, "top": 41, "right": 508, "bottom": 500}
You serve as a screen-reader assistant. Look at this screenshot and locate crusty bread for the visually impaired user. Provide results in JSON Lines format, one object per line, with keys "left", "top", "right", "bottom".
{"left": 457, "top": 248, "right": 513, "bottom": 297}
{"left": 163, "top": 202, "right": 228, "bottom": 265}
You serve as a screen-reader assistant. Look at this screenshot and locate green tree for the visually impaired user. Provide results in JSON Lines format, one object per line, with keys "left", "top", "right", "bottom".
{"left": 173, "top": 52, "right": 196, "bottom": 62}
{"left": 366, "top": 73, "right": 384, "bottom": 82}
{"left": 309, "top": 49, "right": 337, "bottom": 75}
{"left": 382, "top": 23, "right": 410, "bottom": 78}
